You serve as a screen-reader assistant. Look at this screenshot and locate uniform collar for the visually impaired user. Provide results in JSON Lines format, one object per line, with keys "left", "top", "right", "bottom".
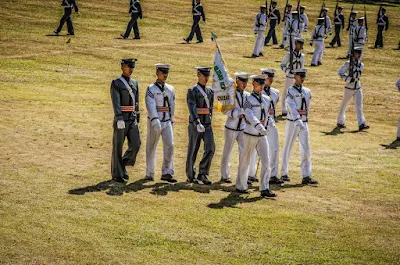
{"left": 121, "top": 74, "right": 130, "bottom": 82}
{"left": 197, "top": 83, "right": 206, "bottom": 90}
{"left": 293, "top": 84, "right": 302, "bottom": 92}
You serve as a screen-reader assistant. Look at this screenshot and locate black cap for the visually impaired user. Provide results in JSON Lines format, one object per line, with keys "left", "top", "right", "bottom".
{"left": 121, "top": 58, "right": 137, "bottom": 68}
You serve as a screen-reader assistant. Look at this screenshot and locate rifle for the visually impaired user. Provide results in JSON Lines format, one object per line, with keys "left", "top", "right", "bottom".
{"left": 267, "top": 0, "right": 272, "bottom": 18}
{"left": 282, "top": 0, "right": 289, "bottom": 22}
{"left": 265, "top": 0, "right": 269, "bottom": 17}
{"left": 347, "top": 0, "right": 355, "bottom": 31}
{"left": 318, "top": 0, "right": 325, "bottom": 18}
{"left": 334, "top": 0, "right": 338, "bottom": 18}
{"left": 376, "top": 3, "right": 382, "bottom": 24}
{"left": 296, "top": 0, "right": 300, "bottom": 33}
{"left": 364, "top": 5, "right": 368, "bottom": 35}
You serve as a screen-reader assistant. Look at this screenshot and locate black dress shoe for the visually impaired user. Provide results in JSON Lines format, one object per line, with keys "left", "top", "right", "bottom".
{"left": 302, "top": 176, "right": 318, "bottom": 185}
{"left": 112, "top": 177, "right": 126, "bottom": 183}
{"left": 236, "top": 188, "right": 249, "bottom": 194}
{"left": 317, "top": 61, "right": 322, "bottom": 65}
{"left": 196, "top": 40, "right": 203, "bottom": 43}
{"left": 197, "top": 174, "right": 212, "bottom": 185}
{"left": 161, "top": 174, "right": 177, "bottom": 183}
{"left": 120, "top": 34, "right": 128, "bottom": 39}
{"left": 220, "top": 177, "right": 232, "bottom": 183}
{"left": 258, "top": 52, "right": 264, "bottom": 57}
{"left": 251, "top": 54, "right": 259, "bottom": 58}
{"left": 359, "top": 124, "right": 370, "bottom": 131}
{"left": 133, "top": 37, "right": 140, "bottom": 40}
{"left": 269, "top": 176, "right": 284, "bottom": 184}
{"left": 144, "top": 176, "right": 154, "bottom": 181}
{"left": 310, "top": 64, "right": 317, "bottom": 67}
{"left": 336, "top": 123, "right": 346, "bottom": 129}
{"left": 123, "top": 174, "right": 129, "bottom": 180}
{"left": 67, "top": 33, "right": 75, "bottom": 36}
{"left": 183, "top": 38, "right": 190, "bottom": 43}
{"left": 53, "top": 31, "right": 59, "bottom": 35}
{"left": 187, "top": 178, "right": 199, "bottom": 184}
{"left": 261, "top": 189, "right": 276, "bottom": 197}
{"left": 248, "top": 176, "right": 259, "bottom": 182}
{"left": 281, "top": 175, "right": 290, "bottom": 182}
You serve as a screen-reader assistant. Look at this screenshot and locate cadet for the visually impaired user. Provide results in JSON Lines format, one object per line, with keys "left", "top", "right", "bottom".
{"left": 280, "top": 38, "right": 305, "bottom": 116}
{"left": 320, "top": 7, "right": 333, "bottom": 36}
{"left": 186, "top": 67, "right": 215, "bottom": 185}
{"left": 279, "top": 3, "right": 293, "bottom": 48}
{"left": 353, "top": 17, "right": 367, "bottom": 57}
{"left": 248, "top": 69, "right": 284, "bottom": 185}
{"left": 220, "top": 73, "right": 250, "bottom": 183}
{"left": 347, "top": 11, "right": 358, "bottom": 58}
{"left": 121, "top": 0, "right": 143, "bottom": 40}
{"left": 264, "top": 1, "right": 280, "bottom": 46}
{"left": 284, "top": 10, "right": 300, "bottom": 50}
{"left": 310, "top": 18, "right": 326, "bottom": 66}
{"left": 329, "top": 6, "right": 345, "bottom": 48}
{"left": 54, "top": 0, "right": 79, "bottom": 36}
{"left": 280, "top": 69, "right": 317, "bottom": 185}
{"left": 337, "top": 47, "right": 369, "bottom": 131}
{"left": 144, "top": 64, "right": 176, "bottom": 183}
{"left": 252, "top": 5, "right": 267, "bottom": 58}
{"left": 236, "top": 75, "right": 276, "bottom": 197}
{"left": 110, "top": 58, "right": 141, "bottom": 182}
{"left": 299, "top": 6, "right": 309, "bottom": 37}
{"left": 184, "top": 0, "right": 206, "bottom": 44}
{"left": 375, "top": 8, "right": 389, "bottom": 48}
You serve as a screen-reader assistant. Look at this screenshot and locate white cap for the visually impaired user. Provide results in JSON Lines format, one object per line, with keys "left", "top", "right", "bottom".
{"left": 260, "top": 68, "right": 276, "bottom": 76}
{"left": 292, "top": 68, "right": 308, "bottom": 75}
{"left": 155, "top": 63, "right": 172, "bottom": 69}
{"left": 234, "top": 72, "right": 249, "bottom": 80}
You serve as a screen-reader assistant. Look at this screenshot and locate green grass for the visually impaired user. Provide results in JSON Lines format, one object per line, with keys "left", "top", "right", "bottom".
{"left": 0, "top": 0, "right": 399, "bottom": 264}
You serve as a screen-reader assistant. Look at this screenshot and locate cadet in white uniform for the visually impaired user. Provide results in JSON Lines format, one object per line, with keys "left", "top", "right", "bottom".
{"left": 284, "top": 10, "right": 300, "bottom": 50}
{"left": 280, "top": 69, "right": 318, "bottom": 185}
{"left": 353, "top": 17, "right": 367, "bottom": 58}
{"left": 280, "top": 4, "right": 292, "bottom": 48}
{"left": 248, "top": 69, "right": 284, "bottom": 185}
{"left": 299, "top": 6, "right": 309, "bottom": 38}
{"left": 337, "top": 47, "right": 369, "bottom": 131}
{"left": 236, "top": 75, "right": 276, "bottom": 197}
{"left": 252, "top": 5, "right": 267, "bottom": 58}
{"left": 220, "top": 73, "right": 250, "bottom": 183}
{"left": 280, "top": 38, "right": 305, "bottom": 116}
{"left": 310, "top": 18, "right": 326, "bottom": 66}
{"left": 321, "top": 8, "right": 333, "bottom": 35}
{"left": 145, "top": 64, "right": 177, "bottom": 182}
{"left": 347, "top": 11, "right": 358, "bottom": 58}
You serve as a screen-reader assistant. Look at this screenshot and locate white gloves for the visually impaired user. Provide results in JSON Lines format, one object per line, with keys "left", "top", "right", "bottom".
{"left": 196, "top": 121, "right": 206, "bottom": 133}
{"left": 295, "top": 119, "right": 306, "bottom": 131}
{"left": 151, "top": 119, "right": 162, "bottom": 132}
{"left": 256, "top": 123, "right": 267, "bottom": 135}
{"left": 117, "top": 120, "right": 125, "bottom": 130}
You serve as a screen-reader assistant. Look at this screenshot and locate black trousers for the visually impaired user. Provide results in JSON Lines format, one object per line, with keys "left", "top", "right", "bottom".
{"left": 187, "top": 17, "right": 203, "bottom": 42}
{"left": 56, "top": 8, "right": 74, "bottom": 34}
{"left": 375, "top": 25, "right": 384, "bottom": 48}
{"left": 111, "top": 119, "right": 141, "bottom": 180}
{"left": 330, "top": 25, "right": 342, "bottom": 46}
{"left": 186, "top": 123, "right": 215, "bottom": 180}
{"left": 265, "top": 20, "right": 278, "bottom": 45}
{"left": 124, "top": 13, "right": 140, "bottom": 38}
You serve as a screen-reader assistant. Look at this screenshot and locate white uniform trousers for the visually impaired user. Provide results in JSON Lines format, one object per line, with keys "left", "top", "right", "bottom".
{"left": 146, "top": 120, "right": 174, "bottom": 177}
{"left": 220, "top": 128, "right": 244, "bottom": 179}
{"left": 253, "top": 30, "right": 265, "bottom": 56}
{"left": 311, "top": 41, "right": 324, "bottom": 65}
{"left": 248, "top": 126, "right": 279, "bottom": 178}
{"left": 282, "top": 77, "right": 295, "bottom": 114}
{"left": 236, "top": 134, "right": 271, "bottom": 191}
{"left": 337, "top": 88, "right": 367, "bottom": 126}
{"left": 280, "top": 121, "right": 312, "bottom": 178}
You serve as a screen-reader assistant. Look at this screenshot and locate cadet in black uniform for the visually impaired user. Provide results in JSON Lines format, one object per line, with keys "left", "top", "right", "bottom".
{"left": 54, "top": 0, "right": 79, "bottom": 36}
{"left": 186, "top": 67, "right": 215, "bottom": 185}
{"left": 183, "top": 0, "right": 206, "bottom": 44}
{"left": 265, "top": 1, "right": 281, "bottom": 46}
{"left": 329, "top": 6, "right": 345, "bottom": 47}
{"left": 110, "top": 58, "right": 141, "bottom": 182}
{"left": 375, "top": 8, "right": 389, "bottom": 48}
{"left": 121, "top": 0, "right": 143, "bottom": 39}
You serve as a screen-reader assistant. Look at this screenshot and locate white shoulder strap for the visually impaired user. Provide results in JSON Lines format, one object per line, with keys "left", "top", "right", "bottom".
{"left": 196, "top": 85, "right": 210, "bottom": 109}
{"left": 118, "top": 77, "right": 136, "bottom": 106}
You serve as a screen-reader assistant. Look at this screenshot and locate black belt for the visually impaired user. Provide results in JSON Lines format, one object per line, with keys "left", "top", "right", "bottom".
{"left": 244, "top": 132, "right": 264, "bottom": 137}
{"left": 287, "top": 119, "right": 308, "bottom": 123}
{"left": 225, "top": 126, "right": 243, "bottom": 132}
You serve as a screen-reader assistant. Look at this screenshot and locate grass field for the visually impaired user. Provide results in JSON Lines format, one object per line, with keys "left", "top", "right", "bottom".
{"left": 1, "top": 0, "right": 400, "bottom": 264}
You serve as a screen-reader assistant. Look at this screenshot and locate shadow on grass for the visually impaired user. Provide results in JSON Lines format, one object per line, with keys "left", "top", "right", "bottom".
{"left": 380, "top": 139, "right": 400, "bottom": 149}
{"left": 321, "top": 127, "right": 367, "bottom": 136}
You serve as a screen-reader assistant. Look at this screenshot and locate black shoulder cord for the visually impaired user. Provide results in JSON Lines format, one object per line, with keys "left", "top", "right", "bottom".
{"left": 155, "top": 82, "right": 170, "bottom": 122}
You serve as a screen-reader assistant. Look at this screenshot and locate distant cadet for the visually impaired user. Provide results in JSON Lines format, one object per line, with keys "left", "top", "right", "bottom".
{"left": 329, "top": 6, "right": 345, "bottom": 47}
{"left": 284, "top": 10, "right": 300, "bottom": 50}
{"left": 121, "top": 0, "right": 143, "bottom": 39}
{"left": 279, "top": 3, "right": 293, "bottom": 48}
{"left": 336, "top": 47, "right": 369, "bottom": 131}
{"left": 236, "top": 74, "right": 276, "bottom": 197}
{"left": 310, "top": 17, "right": 326, "bottom": 66}
{"left": 220, "top": 73, "right": 250, "bottom": 183}
{"left": 144, "top": 64, "right": 176, "bottom": 183}
{"left": 280, "top": 69, "right": 317, "bottom": 185}
{"left": 264, "top": 1, "right": 281, "bottom": 46}
{"left": 110, "top": 58, "right": 141, "bottom": 182}
{"left": 347, "top": 11, "right": 358, "bottom": 58}
{"left": 375, "top": 8, "right": 389, "bottom": 48}
{"left": 299, "top": 6, "right": 309, "bottom": 38}
{"left": 320, "top": 7, "right": 333, "bottom": 36}
{"left": 184, "top": 0, "right": 206, "bottom": 44}
{"left": 54, "top": 0, "right": 79, "bottom": 36}
{"left": 353, "top": 17, "right": 367, "bottom": 57}
{"left": 186, "top": 67, "right": 215, "bottom": 185}
{"left": 252, "top": 5, "right": 267, "bottom": 57}
{"left": 280, "top": 38, "right": 305, "bottom": 116}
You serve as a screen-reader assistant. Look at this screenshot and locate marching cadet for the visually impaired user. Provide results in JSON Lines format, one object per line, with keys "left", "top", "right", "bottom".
{"left": 252, "top": 5, "right": 267, "bottom": 58}
{"left": 236, "top": 75, "right": 276, "bottom": 197}
{"left": 121, "top": 0, "right": 143, "bottom": 40}
{"left": 220, "top": 73, "right": 250, "bottom": 183}
{"left": 375, "top": 8, "right": 389, "bottom": 48}
{"left": 264, "top": 1, "right": 280, "bottom": 46}
{"left": 337, "top": 47, "right": 369, "bottom": 131}
{"left": 283, "top": 10, "right": 300, "bottom": 50}
{"left": 329, "top": 6, "right": 345, "bottom": 48}
{"left": 186, "top": 67, "right": 215, "bottom": 185}
{"left": 280, "top": 68, "right": 318, "bottom": 185}
{"left": 347, "top": 11, "right": 358, "bottom": 58}
{"left": 320, "top": 7, "right": 333, "bottom": 36}
{"left": 144, "top": 64, "right": 177, "bottom": 183}
{"left": 310, "top": 18, "right": 326, "bottom": 66}
{"left": 279, "top": 3, "right": 292, "bottom": 48}
{"left": 184, "top": 0, "right": 206, "bottom": 44}
{"left": 110, "top": 58, "right": 141, "bottom": 182}
{"left": 54, "top": 0, "right": 79, "bottom": 36}
{"left": 280, "top": 38, "right": 305, "bottom": 116}
{"left": 299, "top": 6, "right": 309, "bottom": 38}
{"left": 248, "top": 69, "right": 284, "bottom": 185}
{"left": 353, "top": 17, "right": 367, "bottom": 57}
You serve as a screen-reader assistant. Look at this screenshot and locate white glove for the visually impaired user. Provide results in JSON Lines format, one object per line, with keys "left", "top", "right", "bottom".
{"left": 117, "top": 120, "right": 125, "bottom": 130}
{"left": 151, "top": 119, "right": 162, "bottom": 131}
{"left": 295, "top": 119, "right": 306, "bottom": 131}
{"left": 256, "top": 123, "right": 267, "bottom": 135}
{"left": 196, "top": 121, "right": 205, "bottom": 133}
